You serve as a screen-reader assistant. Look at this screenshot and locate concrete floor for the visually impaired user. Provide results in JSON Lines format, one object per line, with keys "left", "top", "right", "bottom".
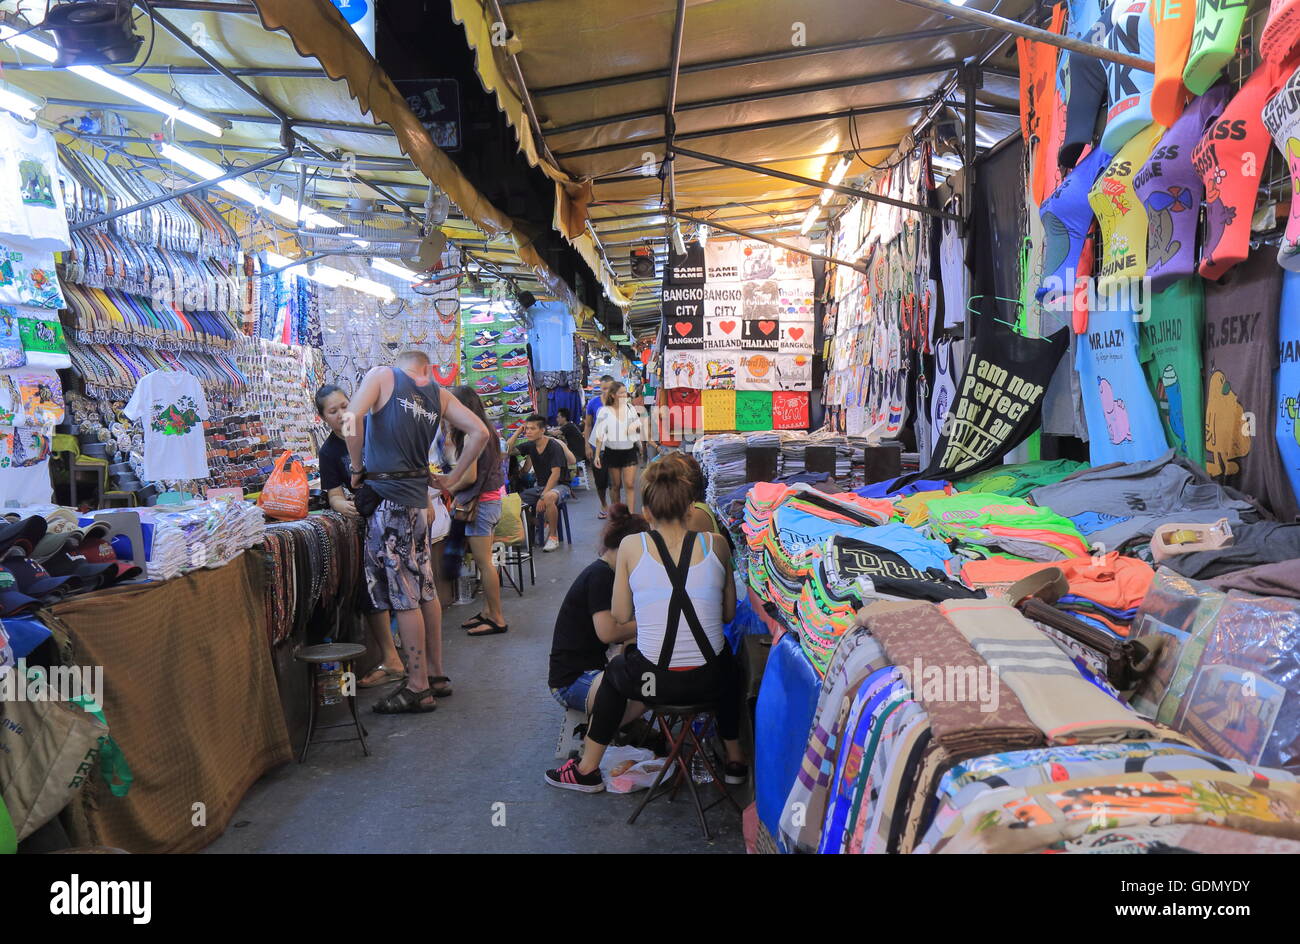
{"left": 205, "top": 489, "right": 747, "bottom": 854}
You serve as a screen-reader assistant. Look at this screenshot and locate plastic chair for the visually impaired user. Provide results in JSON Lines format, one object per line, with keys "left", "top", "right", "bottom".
{"left": 573, "top": 461, "right": 591, "bottom": 491}
{"left": 527, "top": 499, "right": 571, "bottom": 547}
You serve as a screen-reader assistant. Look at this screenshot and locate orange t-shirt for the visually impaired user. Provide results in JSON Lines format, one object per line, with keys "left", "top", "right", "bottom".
{"left": 961, "top": 551, "right": 1155, "bottom": 610}
{"left": 1152, "top": 0, "right": 1196, "bottom": 127}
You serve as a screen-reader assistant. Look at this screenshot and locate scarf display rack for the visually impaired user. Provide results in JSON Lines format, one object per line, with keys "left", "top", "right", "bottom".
{"left": 262, "top": 512, "right": 365, "bottom": 649}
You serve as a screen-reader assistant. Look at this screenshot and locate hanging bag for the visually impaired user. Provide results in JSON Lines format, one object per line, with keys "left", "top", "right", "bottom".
{"left": 258, "top": 450, "right": 309, "bottom": 521}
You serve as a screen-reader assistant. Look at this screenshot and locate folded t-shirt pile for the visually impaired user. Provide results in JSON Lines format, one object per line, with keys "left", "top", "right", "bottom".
{"left": 1028, "top": 449, "right": 1259, "bottom": 552}
{"left": 925, "top": 493, "right": 1090, "bottom": 561}
{"left": 961, "top": 551, "right": 1155, "bottom": 636}
{"left": 953, "top": 457, "right": 1086, "bottom": 497}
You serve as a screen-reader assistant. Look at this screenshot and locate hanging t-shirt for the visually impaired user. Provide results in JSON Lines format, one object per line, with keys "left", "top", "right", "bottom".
{"left": 1262, "top": 0, "right": 1300, "bottom": 65}
{"left": 1039, "top": 144, "right": 1111, "bottom": 305}
{"left": 1153, "top": 0, "right": 1198, "bottom": 127}
{"left": 1077, "top": 304, "right": 1168, "bottom": 465}
{"left": 0, "top": 114, "right": 70, "bottom": 252}
{"left": 1060, "top": 10, "right": 1111, "bottom": 168}
{"left": 1183, "top": 0, "right": 1252, "bottom": 94}
{"left": 1139, "top": 278, "right": 1206, "bottom": 464}
{"left": 1204, "top": 251, "right": 1296, "bottom": 520}
{"left": 1263, "top": 61, "right": 1300, "bottom": 271}
{"left": 1099, "top": 0, "right": 1159, "bottom": 155}
{"left": 1274, "top": 270, "right": 1300, "bottom": 508}
{"left": 1088, "top": 122, "right": 1164, "bottom": 293}
{"left": 123, "top": 369, "right": 211, "bottom": 482}
{"left": 1195, "top": 60, "right": 1286, "bottom": 281}
{"left": 929, "top": 336, "right": 959, "bottom": 444}
{"left": 1134, "top": 82, "right": 1230, "bottom": 289}
{"left": 938, "top": 217, "right": 969, "bottom": 330}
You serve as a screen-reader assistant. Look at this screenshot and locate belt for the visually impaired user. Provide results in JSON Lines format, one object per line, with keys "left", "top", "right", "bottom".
{"left": 367, "top": 469, "right": 430, "bottom": 481}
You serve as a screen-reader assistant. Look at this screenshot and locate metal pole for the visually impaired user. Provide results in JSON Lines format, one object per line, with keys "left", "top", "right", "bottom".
{"left": 532, "top": 25, "right": 986, "bottom": 96}
{"left": 664, "top": 0, "right": 687, "bottom": 256}
{"left": 670, "top": 145, "right": 963, "bottom": 221}
{"left": 963, "top": 64, "right": 978, "bottom": 227}
{"left": 70, "top": 149, "right": 294, "bottom": 231}
{"left": 672, "top": 213, "right": 866, "bottom": 272}
{"left": 263, "top": 253, "right": 331, "bottom": 277}
{"left": 147, "top": 1, "right": 257, "bottom": 10}
{"left": 893, "top": 0, "right": 1156, "bottom": 72}
{"left": 483, "top": 0, "right": 567, "bottom": 173}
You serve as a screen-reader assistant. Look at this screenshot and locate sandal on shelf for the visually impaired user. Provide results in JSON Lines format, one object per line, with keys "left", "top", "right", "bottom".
{"left": 429, "top": 675, "right": 453, "bottom": 697}
{"left": 372, "top": 686, "right": 437, "bottom": 714}
{"left": 461, "top": 613, "right": 490, "bottom": 629}
{"left": 359, "top": 664, "right": 407, "bottom": 689}
{"left": 467, "top": 617, "right": 508, "bottom": 637}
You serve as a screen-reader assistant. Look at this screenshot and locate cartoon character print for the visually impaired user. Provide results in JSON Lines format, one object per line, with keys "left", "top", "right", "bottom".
{"left": 1205, "top": 367, "right": 1251, "bottom": 477}
{"left": 1098, "top": 378, "right": 1132, "bottom": 445}
{"left": 150, "top": 395, "right": 201, "bottom": 436}
{"left": 1287, "top": 137, "right": 1300, "bottom": 248}
{"left": 1155, "top": 363, "right": 1186, "bottom": 450}
{"left": 1144, "top": 186, "right": 1192, "bottom": 269}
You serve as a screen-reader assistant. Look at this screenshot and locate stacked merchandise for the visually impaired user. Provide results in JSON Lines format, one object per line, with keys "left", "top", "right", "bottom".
{"left": 0, "top": 509, "right": 142, "bottom": 618}
{"left": 0, "top": 112, "right": 76, "bottom": 505}
{"left": 464, "top": 302, "right": 531, "bottom": 435}
{"left": 260, "top": 512, "right": 365, "bottom": 648}
{"left": 143, "top": 499, "right": 266, "bottom": 581}
{"left": 660, "top": 238, "right": 813, "bottom": 437}
{"left": 925, "top": 493, "right": 1090, "bottom": 562}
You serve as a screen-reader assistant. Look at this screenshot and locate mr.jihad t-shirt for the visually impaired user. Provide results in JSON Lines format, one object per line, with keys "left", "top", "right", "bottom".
{"left": 1204, "top": 251, "right": 1297, "bottom": 520}
{"left": 1139, "top": 278, "right": 1206, "bottom": 465}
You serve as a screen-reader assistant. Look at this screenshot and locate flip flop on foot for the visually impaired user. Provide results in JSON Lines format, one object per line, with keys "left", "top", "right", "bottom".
{"left": 597, "top": 509, "right": 608, "bottom": 519}
{"left": 428, "top": 675, "right": 453, "bottom": 697}
{"left": 467, "top": 617, "right": 508, "bottom": 637}
{"left": 359, "top": 664, "right": 407, "bottom": 688}
{"left": 461, "top": 613, "right": 490, "bottom": 629}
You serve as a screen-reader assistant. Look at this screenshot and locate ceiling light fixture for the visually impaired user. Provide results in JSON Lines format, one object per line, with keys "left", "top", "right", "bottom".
{"left": 266, "top": 251, "right": 395, "bottom": 301}
{"left": 0, "top": 21, "right": 225, "bottom": 137}
{"left": 160, "top": 143, "right": 340, "bottom": 227}
{"left": 0, "top": 83, "right": 41, "bottom": 119}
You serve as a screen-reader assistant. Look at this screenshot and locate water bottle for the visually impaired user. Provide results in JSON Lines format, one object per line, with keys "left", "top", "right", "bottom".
{"left": 455, "top": 560, "right": 477, "bottom": 605}
{"left": 317, "top": 662, "right": 343, "bottom": 705}
{"left": 690, "top": 716, "right": 716, "bottom": 784}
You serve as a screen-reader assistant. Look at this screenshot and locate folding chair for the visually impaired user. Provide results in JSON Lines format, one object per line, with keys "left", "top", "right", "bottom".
{"left": 495, "top": 492, "right": 534, "bottom": 595}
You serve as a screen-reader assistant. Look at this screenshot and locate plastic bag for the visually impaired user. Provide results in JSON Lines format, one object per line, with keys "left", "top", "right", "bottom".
{"left": 258, "top": 450, "right": 309, "bottom": 521}
{"left": 429, "top": 491, "right": 451, "bottom": 543}
{"left": 599, "top": 745, "right": 676, "bottom": 794}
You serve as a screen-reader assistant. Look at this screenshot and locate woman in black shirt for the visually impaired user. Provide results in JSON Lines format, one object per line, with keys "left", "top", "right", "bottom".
{"left": 548, "top": 504, "right": 650, "bottom": 714}
{"left": 315, "top": 385, "right": 406, "bottom": 688}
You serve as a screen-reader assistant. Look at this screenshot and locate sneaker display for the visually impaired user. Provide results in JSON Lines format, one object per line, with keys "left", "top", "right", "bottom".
{"left": 470, "top": 329, "right": 500, "bottom": 347}
{"left": 543, "top": 536, "right": 560, "bottom": 552}
{"left": 471, "top": 351, "right": 499, "bottom": 371}
{"left": 502, "top": 376, "right": 530, "bottom": 394}
{"left": 475, "top": 376, "right": 502, "bottom": 395}
{"left": 499, "top": 325, "right": 526, "bottom": 344}
{"left": 485, "top": 403, "right": 506, "bottom": 419}
{"left": 544, "top": 758, "right": 604, "bottom": 793}
{"left": 501, "top": 347, "right": 529, "bottom": 368}
{"left": 506, "top": 395, "right": 532, "bottom": 414}
{"left": 469, "top": 310, "right": 494, "bottom": 324}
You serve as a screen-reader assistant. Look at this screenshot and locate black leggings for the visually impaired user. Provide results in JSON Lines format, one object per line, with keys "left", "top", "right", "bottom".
{"left": 588, "top": 644, "right": 741, "bottom": 745}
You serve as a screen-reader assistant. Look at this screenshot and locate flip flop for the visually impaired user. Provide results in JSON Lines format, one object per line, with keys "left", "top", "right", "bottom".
{"left": 467, "top": 617, "right": 509, "bottom": 636}
{"left": 429, "top": 675, "right": 453, "bottom": 697}
{"left": 461, "top": 613, "right": 490, "bottom": 629}
{"left": 359, "top": 664, "right": 407, "bottom": 688}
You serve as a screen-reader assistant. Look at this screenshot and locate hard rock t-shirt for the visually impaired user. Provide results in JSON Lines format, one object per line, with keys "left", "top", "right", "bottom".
{"left": 1100, "top": 0, "right": 1159, "bottom": 155}
{"left": 1262, "top": 60, "right": 1300, "bottom": 271}
{"left": 1203, "top": 251, "right": 1296, "bottom": 520}
{"left": 1134, "top": 82, "right": 1230, "bottom": 290}
{"left": 1089, "top": 122, "right": 1164, "bottom": 293}
{"left": 1076, "top": 304, "right": 1168, "bottom": 465}
{"left": 1139, "top": 278, "right": 1206, "bottom": 465}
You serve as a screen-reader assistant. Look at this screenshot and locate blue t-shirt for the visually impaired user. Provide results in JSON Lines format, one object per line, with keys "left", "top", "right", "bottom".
{"left": 1274, "top": 270, "right": 1300, "bottom": 502}
{"left": 1099, "top": 0, "right": 1157, "bottom": 155}
{"left": 1076, "top": 306, "right": 1168, "bottom": 465}
{"left": 585, "top": 394, "right": 603, "bottom": 422}
{"left": 1038, "top": 145, "right": 1112, "bottom": 304}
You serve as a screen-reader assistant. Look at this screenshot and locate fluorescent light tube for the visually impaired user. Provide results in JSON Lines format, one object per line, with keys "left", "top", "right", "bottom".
{"left": 0, "top": 83, "right": 39, "bottom": 119}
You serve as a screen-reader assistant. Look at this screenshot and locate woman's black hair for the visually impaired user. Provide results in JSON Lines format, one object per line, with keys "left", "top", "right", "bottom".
{"left": 314, "top": 384, "right": 345, "bottom": 417}
{"left": 449, "top": 385, "right": 498, "bottom": 454}
{"left": 601, "top": 503, "right": 650, "bottom": 551}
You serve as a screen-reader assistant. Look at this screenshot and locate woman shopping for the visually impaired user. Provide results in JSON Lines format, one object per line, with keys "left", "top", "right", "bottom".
{"left": 444, "top": 385, "right": 509, "bottom": 637}
{"left": 544, "top": 457, "right": 747, "bottom": 793}
{"left": 592, "top": 380, "right": 643, "bottom": 513}
{"left": 314, "top": 385, "right": 407, "bottom": 688}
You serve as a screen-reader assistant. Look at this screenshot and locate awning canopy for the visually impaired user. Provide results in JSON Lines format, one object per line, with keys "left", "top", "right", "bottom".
{"left": 449, "top": 0, "right": 1027, "bottom": 331}
{"left": 0, "top": 0, "right": 597, "bottom": 326}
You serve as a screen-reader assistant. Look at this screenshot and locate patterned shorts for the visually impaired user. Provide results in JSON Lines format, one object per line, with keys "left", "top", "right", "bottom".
{"left": 364, "top": 500, "right": 437, "bottom": 612}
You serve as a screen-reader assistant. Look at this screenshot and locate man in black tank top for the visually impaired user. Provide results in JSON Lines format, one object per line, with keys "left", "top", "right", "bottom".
{"left": 344, "top": 351, "right": 491, "bottom": 714}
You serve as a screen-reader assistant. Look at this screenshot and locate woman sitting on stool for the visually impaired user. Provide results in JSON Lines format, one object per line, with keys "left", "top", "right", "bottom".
{"left": 548, "top": 504, "right": 651, "bottom": 714}
{"left": 545, "top": 458, "right": 747, "bottom": 792}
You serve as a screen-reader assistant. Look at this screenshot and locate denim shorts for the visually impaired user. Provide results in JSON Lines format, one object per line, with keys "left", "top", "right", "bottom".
{"left": 466, "top": 498, "right": 502, "bottom": 538}
{"left": 550, "top": 668, "right": 602, "bottom": 712}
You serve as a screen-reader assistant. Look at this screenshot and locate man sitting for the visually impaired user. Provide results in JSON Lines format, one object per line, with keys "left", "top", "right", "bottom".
{"left": 507, "top": 415, "right": 574, "bottom": 551}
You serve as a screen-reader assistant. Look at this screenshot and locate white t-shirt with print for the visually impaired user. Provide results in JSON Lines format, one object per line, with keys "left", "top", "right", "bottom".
{"left": 124, "top": 370, "right": 210, "bottom": 482}
{"left": 0, "top": 114, "right": 70, "bottom": 251}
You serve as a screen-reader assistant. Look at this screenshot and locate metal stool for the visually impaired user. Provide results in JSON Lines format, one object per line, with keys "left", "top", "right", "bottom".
{"left": 294, "top": 642, "right": 370, "bottom": 762}
{"left": 626, "top": 703, "right": 740, "bottom": 840}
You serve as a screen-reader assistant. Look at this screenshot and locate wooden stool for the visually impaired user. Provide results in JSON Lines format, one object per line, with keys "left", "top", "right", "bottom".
{"left": 626, "top": 703, "right": 740, "bottom": 840}
{"left": 294, "top": 642, "right": 370, "bottom": 762}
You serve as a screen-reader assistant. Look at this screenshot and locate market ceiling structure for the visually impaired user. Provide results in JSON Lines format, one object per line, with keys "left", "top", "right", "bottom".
{"left": 0, "top": 0, "right": 608, "bottom": 332}
{"left": 446, "top": 0, "right": 1067, "bottom": 336}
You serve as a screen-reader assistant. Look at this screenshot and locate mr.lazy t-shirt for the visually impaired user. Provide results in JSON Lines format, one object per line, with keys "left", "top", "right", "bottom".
{"left": 1139, "top": 278, "right": 1206, "bottom": 465}
{"left": 1076, "top": 304, "right": 1167, "bottom": 465}
{"left": 124, "top": 369, "right": 211, "bottom": 482}
{"left": 1203, "top": 251, "right": 1296, "bottom": 520}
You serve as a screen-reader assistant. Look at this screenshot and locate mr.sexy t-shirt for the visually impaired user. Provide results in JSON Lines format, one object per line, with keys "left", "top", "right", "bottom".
{"left": 123, "top": 369, "right": 211, "bottom": 482}
{"left": 1203, "top": 251, "right": 1296, "bottom": 520}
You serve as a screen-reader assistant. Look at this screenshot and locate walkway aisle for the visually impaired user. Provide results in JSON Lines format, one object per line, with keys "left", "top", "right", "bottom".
{"left": 206, "top": 489, "right": 745, "bottom": 854}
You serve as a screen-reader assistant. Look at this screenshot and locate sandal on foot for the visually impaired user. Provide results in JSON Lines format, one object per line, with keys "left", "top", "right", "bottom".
{"left": 461, "top": 613, "right": 490, "bottom": 629}
{"left": 467, "top": 617, "right": 508, "bottom": 636}
{"left": 372, "top": 686, "right": 437, "bottom": 714}
{"left": 359, "top": 664, "right": 407, "bottom": 689}
{"left": 428, "top": 675, "right": 453, "bottom": 697}
{"left": 597, "top": 510, "right": 608, "bottom": 519}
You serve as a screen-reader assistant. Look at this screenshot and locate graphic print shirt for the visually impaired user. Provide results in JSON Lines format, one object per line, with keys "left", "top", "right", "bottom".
{"left": 124, "top": 369, "right": 211, "bottom": 482}
{"left": 0, "top": 113, "right": 70, "bottom": 251}
{"left": 1076, "top": 304, "right": 1168, "bottom": 465}
{"left": 1139, "top": 278, "right": 1206, "bottom": 465}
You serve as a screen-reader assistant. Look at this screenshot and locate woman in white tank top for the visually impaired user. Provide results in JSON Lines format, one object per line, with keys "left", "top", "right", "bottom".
{"left": 545, "top": 453, "right": 748, "bottom": 793}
